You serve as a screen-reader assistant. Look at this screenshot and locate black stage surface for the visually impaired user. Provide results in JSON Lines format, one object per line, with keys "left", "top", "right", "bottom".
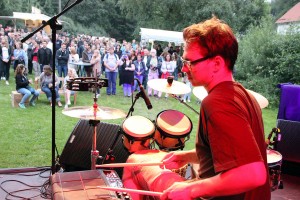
{"left": 0, "top": 166, "right": 299, "bottom": 200}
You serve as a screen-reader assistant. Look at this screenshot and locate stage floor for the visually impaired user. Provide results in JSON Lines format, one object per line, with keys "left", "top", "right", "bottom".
{"left": 0, "top": 167, "right": 299, "bottom": 200}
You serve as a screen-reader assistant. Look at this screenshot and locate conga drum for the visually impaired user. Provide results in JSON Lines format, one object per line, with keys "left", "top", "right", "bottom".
{"left": 267, "top": 149, "right": 283, "bottom": 191}
{"left": 121, "top": 116, "right": 155, "bottom": 153}
{"left": 154, "top": 110, "right": 192, "bottom": 151}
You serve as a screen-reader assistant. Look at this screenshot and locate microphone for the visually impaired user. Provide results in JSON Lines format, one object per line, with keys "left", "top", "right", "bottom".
{"left": 135, "top": 78, "right": 152, "bottom": 109}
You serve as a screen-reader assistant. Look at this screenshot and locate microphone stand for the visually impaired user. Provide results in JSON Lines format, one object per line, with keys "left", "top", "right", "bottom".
{"left": 172, "top": 94, "right": 200, "bottom": 115}
{"left": 21, "top": 0, "right": 83, "bottom": 175}
{"left": 101, "top": 90, "right": 144, "bottom": 163}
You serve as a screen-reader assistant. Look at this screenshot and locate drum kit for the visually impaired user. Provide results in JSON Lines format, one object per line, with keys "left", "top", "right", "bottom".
{"left": 63, "top": 77, "right": 281, "bottom": 195}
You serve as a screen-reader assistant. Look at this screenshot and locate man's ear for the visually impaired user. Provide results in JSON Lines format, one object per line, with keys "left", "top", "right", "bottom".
{"left": 212, "top": 55, "right": 225, "bottom": 72}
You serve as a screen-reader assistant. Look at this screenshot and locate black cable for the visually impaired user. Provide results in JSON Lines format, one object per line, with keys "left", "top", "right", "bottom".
{"left": 0, "top": 180, "right": 44, "bottom": 200}
{"left": 0, "top": 169, "right": 52, "bottom": 199}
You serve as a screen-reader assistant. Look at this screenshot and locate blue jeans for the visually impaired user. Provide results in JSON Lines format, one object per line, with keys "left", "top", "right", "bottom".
{"left": 57, "top": 65, "right": 68, "bottom": 77}
{"left": 17, "top": 86, "right": 39, "bottom": 104}
{"left": 134, "top": 75, "right": 144, "bottom": 92}
{"left": 42, "top": 86, "right": 61, "bottom": 102}
{"left": 105, "top": 72, "right": 117, "bottom": 95}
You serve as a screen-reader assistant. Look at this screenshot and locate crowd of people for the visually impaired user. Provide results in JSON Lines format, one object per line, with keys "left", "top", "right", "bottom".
{"left": 0, "top": 24, "right": 193, "bottom": 109}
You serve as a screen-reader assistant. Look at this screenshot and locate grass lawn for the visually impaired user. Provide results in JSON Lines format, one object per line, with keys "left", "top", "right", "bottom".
{"left": 0, "top": 71, "right": 279, "bottom": 168}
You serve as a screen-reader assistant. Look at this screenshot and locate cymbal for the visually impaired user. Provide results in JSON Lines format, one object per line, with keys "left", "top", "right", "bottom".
{"left": 246, "top": 89, "right": 269, "bottom": 109}
{"left": 147, "top": 79, "right": 191, "bottom": 95}
{"left": 62, "top": 106, "right": 127, "bottom": 120}
{"left": 192, "top": 86, "right": 208, "bottom": 101}
{"left": 193, "top": 87, "right": 269, "bottom": 109}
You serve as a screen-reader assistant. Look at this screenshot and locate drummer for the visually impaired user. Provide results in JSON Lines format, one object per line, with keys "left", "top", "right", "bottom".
{"left": 124, "top": 16, "right": 271, "bottom": 200}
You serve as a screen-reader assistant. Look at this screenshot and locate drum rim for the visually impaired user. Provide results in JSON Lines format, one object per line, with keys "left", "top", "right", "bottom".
{"left": 156, "top": 109, "right": 192, "bottom": 136}
{"left": 266, "top": 149, "right": 283, "bottom": 165}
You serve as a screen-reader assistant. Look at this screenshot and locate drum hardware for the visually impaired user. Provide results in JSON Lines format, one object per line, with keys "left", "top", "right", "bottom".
{"left": 66, "top": 77, "right": 108, "bottom": 91}
{"left": 62, "top": 80, "right": 126, "bottom": 170}
{"left": 267, "top": 149, "right": 283, "bottom": 191}
{"left": 265, "top": 127, "right": 281, "bottom": 149}
{"left": 172, "top": 94, "right": 200, "bottom": 115}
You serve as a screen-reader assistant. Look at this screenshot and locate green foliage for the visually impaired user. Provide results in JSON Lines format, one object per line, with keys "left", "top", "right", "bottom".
{"left": 235, "top": 17, "right": 300, "bottom": 107}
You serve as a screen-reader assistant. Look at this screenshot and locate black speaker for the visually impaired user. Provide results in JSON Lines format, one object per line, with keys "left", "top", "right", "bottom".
{"left": 60, "top": 120, "right": 130, "bottom": 177}
{"left": 276, "top": 119, "right": 300, "bottom": 176}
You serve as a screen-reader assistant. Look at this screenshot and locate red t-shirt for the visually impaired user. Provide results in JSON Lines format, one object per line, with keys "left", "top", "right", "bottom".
{"left": 196, "top": 81, "right": 271, "bottom": 200}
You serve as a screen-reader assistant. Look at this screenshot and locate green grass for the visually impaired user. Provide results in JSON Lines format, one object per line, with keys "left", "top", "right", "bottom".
{"left": 0, "top": 71, "right": 278, "bottom": 168}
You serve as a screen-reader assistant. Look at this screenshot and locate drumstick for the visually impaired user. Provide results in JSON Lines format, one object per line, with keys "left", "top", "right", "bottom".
{"left": 96, "top": 162, "right": 163, "bottom": 168}
{"left": 98, "top": 186, "right": 163, "bottom": 197}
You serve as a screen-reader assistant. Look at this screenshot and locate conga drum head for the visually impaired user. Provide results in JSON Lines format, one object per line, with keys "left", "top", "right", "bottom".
{"left": 156, "top": 110, "right": 191, "bottom": 136}
{"left": 122, "top": 115, "right": 155, "bottom": 138}
{"left": 122, "top": 116, "right": 155, "bottom": 152}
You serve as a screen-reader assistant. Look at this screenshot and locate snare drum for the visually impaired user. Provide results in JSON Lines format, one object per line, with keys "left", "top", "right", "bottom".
{"left": 122, "top": 116, "right": 155, "bottom": 153}
{"left": 154, "top": 110, "right": 192, "bottom": 150}
{"left": 267, "top": 149, "right": 282, "bottom": 191}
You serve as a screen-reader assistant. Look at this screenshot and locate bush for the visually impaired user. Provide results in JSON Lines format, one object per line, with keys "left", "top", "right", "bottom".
{"left": 235, "top": 17, "right": 300, "bottom": 107}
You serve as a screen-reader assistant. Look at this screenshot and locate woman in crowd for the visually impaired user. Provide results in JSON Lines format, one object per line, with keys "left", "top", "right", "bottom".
{"left": 133, "top": 53, "right": 146, "bottom": 92}
{"left": 13, "top": 41, "right": 27, "bottom": 72}
{"left": 90, "top": 49, "right": 102, "bottom": 97}
{"left": 15, "top": 64, "right": 39, "bottom": 109}
{"left": 158, "top": 52, "right": 175, "bottom": 98}
{"left": 63, "top": 68, "right": 78, "bottom": 109}
{"left": 39, "top": 65, "right": 62, "bottom": 107}
{"left": 68, "top": 46, "right": 80, "bottom": 73}
{"left": 0, "top": 36, "right": 13, "bottom": 85}
{"left": 119, "top": 54, "right": 135, "bottom": 97}
{"left": 147, "top": 49, "right": 161, "bottom": 97}
{"left": 32, "top": 40, "right": 40, "bottom": 77}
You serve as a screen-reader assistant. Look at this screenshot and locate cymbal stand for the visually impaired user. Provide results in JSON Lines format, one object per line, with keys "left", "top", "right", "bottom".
{"left": 90, "top": 81, "right": 103, "bottom": 170}
{"left": 125, "top": 91, "right": 144, "bottom": 118}
{"left": 172, "top": 94, "right": 200, "bottom": 115}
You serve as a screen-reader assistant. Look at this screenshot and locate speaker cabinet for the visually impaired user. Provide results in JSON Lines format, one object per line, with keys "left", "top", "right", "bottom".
{"left": 276, "top": 119, "right": 300, "bottom": 176}
{"left": 60, "top": 120, "right": 130, "bottom": 177}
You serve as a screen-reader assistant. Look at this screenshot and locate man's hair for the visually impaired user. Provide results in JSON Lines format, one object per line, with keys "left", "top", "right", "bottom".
{"left": 183, "top": 16, "right": 238, "bottom": 71}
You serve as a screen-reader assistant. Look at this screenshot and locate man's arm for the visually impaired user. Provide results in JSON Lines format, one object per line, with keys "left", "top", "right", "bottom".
{"left": 161, "top": 161, "right": 267, "bottom": 200}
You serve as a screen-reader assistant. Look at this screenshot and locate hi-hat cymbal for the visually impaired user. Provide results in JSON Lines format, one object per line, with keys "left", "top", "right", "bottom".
{"left": 193, "top": 87, "right": 269, "bottom": 109}
{"left": 147, "top": 79, "right": 191, "bottom": 95}
{"left": 62, "top": 106, "right": 127, "bottom": 120}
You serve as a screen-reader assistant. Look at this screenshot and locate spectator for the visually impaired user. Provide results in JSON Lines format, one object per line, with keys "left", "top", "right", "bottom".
{"left": 56, "top": 43, "right": 69, "bottom": 77}
{"left": 119, "top": 54, "right": 135, "bottom": 97}
{"left": 103, "top": 46, "right": 120, "bottom": 95}
{"left": 37, "top": 40, "right": 52, "bottom": 72}
{"left": 68, "top": 46, "right": 80, "bottom": 73}
{"left": 32, "top": 40, "right": 40, "bottom": 77}
{"left": 90, "top": 49, "right": 102, "bottom": 97}
{"left": 0, "top": 37, "right": 13, "bottom": 85}
{"left": 133, "top": 53, "right": 146, "bottom": 92}
{"left": 147, "top": 48, "right": 160, "bottom": 97}
{"left": 15, "top": 64, "right": 39, "bottom": 109}
{"left": 63, "top": 68, "right": 78, "bottom": 109}
{"left": 13, "top": 41, "right": 27, "bottom": 72}
{"left": 158, "top": 52, "right": 175, "bottom": 98}
{"left": 39, "top": 65, "right": 62, "bottom": 107}
{"left": 82, "top": 42, "right": 93, "bottom": 77}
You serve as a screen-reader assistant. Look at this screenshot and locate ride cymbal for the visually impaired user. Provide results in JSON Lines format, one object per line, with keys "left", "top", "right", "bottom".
{"left": 193, "top": 86, "right": 269, "bottom": 109}
{"left": 62, "top": 106, "right": 126, "bottom": 120}
{"left": 147, "top": 79, "right": 191, "bottom": 95}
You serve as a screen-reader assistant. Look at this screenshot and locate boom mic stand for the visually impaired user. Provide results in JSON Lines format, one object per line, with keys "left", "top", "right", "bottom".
{"left": 21, "top": 0, "right": 84, "bottom": 175}
{"left": 102, "top": 85, "right": 146, "bottom": 164}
